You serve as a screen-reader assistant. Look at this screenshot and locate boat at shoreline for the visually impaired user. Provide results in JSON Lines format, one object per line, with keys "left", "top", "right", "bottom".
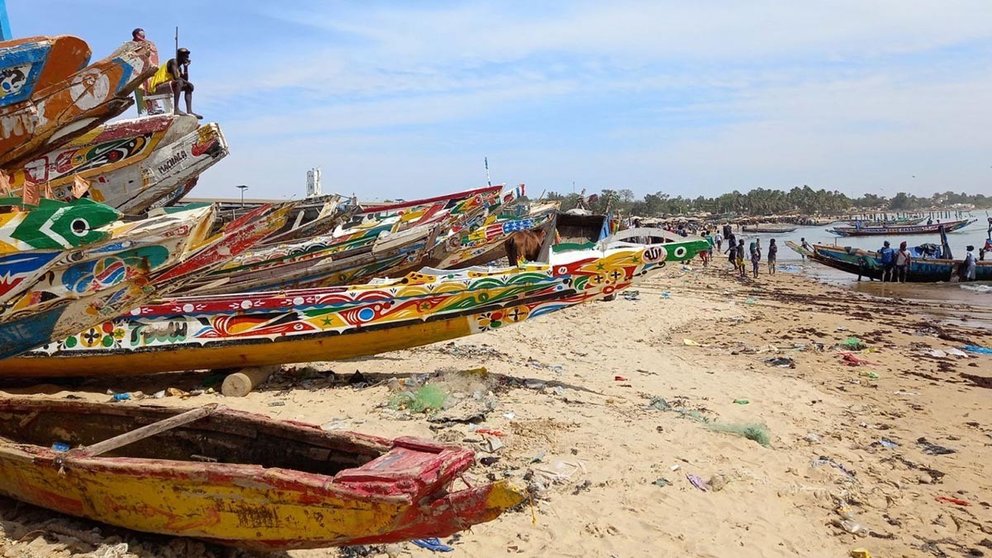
{"left": 0, "top": 399, "right": 524, "bottom": 550}
{"left": 826, "top": 219, "right": 974, "bottom": 237}
{"left": 0, "top": 36, "right": 91, "bottom": 108}
{"left": 0, "top": 240, "right": 707, "bottom": 378}
{"left": 786, "top": 241, "right": 991, "bottom": 283}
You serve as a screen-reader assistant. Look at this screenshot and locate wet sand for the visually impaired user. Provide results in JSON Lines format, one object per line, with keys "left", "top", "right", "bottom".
{"left": 1, "top": 264, "right": 990, "bottom": 557}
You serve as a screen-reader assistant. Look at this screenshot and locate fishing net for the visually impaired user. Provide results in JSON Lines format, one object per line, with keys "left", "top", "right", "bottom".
{"left": 389, "top": 384, "right": 448, "bottom": 413}
{"left": 705, "top": 422, "right": 772, "bottom": 447}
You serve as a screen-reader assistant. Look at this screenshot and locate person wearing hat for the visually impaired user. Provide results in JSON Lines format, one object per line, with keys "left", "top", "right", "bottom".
{"left": 147, "top": 47, "right": 203, "bottom": 119}
{"left": 878, "top": 240, "right": 895, "bottom": 282}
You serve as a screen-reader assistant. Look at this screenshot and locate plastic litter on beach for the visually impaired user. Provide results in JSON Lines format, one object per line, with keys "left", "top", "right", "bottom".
{"left": 652, "top": 477, "right": 672, "bottom": 487}
{"left": 875, "top": 438, "right": 899, "bottom": 449}
{"left": 733, "top": 399, "right": 749, "bottom": 405}
{"left": 621, "top": 290, "right": 641, "bottom": 301}
{"left": 841, "top": 337, "right": 867, "bottom": 351}
{"left": 917, "top": 437, "right": 956, "bottom": 456}
{"left": 839, "top": 352, "right": 874, "bottom": 366}
{"left": 686, "top": 473, "right": 709, "bottom": 491}
{"left": 706, "top": 422, "right": 771, "bottom": 447}
{"left": 411, "top": 538, "right": 455, "bottom": 552}
{"left": 812, "top": 456, "right": 856, "bottom": 478}
{"left": 961, "top": 344, "right": 992, "bottom": 355}
{"left": 935, "top": 495, "right": 970, "bottom": 506}
{"left": 765, "top": 356, "right": 796, "bottom": 368}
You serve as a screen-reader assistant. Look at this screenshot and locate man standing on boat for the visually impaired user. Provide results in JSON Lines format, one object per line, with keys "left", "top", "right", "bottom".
{"left": 894, "top": 241, "right": 912, "bottom": 283}
{"left": 148, "top": 47, "right": 203, "bottom": 119}
{"left": 878, "top": 240, "right": 895, "bottom": 282}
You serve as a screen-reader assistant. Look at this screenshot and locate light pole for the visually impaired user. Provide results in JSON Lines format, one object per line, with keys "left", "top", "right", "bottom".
{"left": 236, "top": 184, "right": 248, "bottom": 207}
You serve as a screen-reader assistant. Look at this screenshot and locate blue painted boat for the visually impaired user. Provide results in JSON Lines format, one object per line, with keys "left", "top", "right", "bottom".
{"left": 807, "top": 244, "right": 991, "bottom": 282}
{"left": 0, "top": 35, "right": 90, "bottom": 108}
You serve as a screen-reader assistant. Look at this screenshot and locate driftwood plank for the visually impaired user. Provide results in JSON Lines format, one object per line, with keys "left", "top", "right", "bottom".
{"left": 70, "top": 404, "right": 221, "bottom": 458}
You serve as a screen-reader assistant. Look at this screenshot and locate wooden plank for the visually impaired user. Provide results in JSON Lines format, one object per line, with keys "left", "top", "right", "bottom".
{"left": 70, "top": 404, "right": 220, "bottom": 458}
{"left": 221, "top": 366, "right": 279, "bottom": 397}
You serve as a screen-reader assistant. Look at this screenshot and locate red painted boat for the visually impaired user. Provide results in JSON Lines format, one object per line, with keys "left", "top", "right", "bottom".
{"left": 0, "top": 399, "right": 524, "bottom": 550}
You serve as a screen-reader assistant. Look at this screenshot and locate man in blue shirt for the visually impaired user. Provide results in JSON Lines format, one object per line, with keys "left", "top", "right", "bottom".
{"left": 878, "top": 241, "right": 895, "bottom": 282}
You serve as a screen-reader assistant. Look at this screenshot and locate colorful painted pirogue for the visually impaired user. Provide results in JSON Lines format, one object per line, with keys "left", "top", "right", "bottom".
{"left": 0, "top": 202, "right": 292, "bottom": 359}
{"left": 0, "top": 399, "right": 524, "bottom": 550}
{"left": 0, "top": 35, "right": 91, "bottom": 108}
{"left": 5, "top": 239, "right": 708, "bottom": 377}
{"left": 436, "top": 203, "right": 559, "bottom": 269}
{"left": 826, "top": 218, "right": 975, "bottom": 237}
{"left": 7, "top": 114, "right": 199, "bottom": 201}
{"left": 786, "top": 241, "right": 992, "bottom": 283}
{"left": 179, "top": 185, "right": 511, "bottom": 295}
{"left": 0, "top": 40, "right": 157, "bottom": 167}
{"left": 256, "top": 193, "right": 357, "bottom": 246}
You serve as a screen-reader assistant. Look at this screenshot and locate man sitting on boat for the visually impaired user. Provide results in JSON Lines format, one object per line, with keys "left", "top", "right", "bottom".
{"left": 147, "top": 47, "right": 203, "bottom": 119}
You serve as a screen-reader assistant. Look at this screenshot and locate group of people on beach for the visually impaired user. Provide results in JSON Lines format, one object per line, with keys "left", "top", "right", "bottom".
{"left": 695, "top": 224, "right": 778, "bottom": 279}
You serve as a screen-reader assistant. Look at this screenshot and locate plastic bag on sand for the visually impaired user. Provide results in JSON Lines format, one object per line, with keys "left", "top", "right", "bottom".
{"left": 706, "top": 422, "right": 771, "bottom": 447}
{"left": 389, "top": 384, "right": 448, "bottom": 413}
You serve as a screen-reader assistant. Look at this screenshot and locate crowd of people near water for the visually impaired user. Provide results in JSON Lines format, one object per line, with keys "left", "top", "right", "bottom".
{"left": 672, "top": 218, "right": 989, "bottom": 283}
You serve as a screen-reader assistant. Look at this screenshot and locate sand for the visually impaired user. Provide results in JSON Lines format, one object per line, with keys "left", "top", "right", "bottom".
{"left": 1, "top": 264, "right": 990, "bottom": 558}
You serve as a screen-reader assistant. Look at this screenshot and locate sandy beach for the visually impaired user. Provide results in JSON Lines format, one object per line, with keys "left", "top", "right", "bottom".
{"left": 1, "top": 263, "right": 990, "bottom": 558}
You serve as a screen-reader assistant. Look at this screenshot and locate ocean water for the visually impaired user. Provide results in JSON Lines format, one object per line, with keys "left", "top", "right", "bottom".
{"left": 716, "top": 213, "right": 992, "bottom": 325}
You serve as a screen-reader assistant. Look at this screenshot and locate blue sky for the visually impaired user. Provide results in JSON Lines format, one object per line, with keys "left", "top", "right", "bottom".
{"left": 10, "top": 1, "right": 992, "bottom": 200}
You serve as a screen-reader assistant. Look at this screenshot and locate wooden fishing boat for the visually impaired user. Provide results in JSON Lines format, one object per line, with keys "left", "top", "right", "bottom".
{"left": 0, "top": 399, "right": 524, "bottom": 549}
{"left": 826, "top": 218, "right": 974, "bottom": 237}
{"left": 94, "top": 123, "right": 229, "bottom": 214}
{"left": 0, "top": 203, "right": 292, "bottom": 359}
{"left": 796, "top": 243, "right": 991, "bottom": 283}
{"left": 180, "top": 186, "right": 510, "bottom": 295}
{"left": 2, "top": 240, "right": 707, "bottom": 377}
{"left": 840, "top": 216, "right": 922, "bottom": 227}
{"left": 0, "top": 35, "right": 91, "bottom": 108}
{"left": 436, "top": 205, "right": 558, "bottom": 269}
{"left": 740, "top": 223, "right": 799, "bottom": 233}
{"left": 7, "top": 114, "right": 199, "bottom": 198}
{"left": 256, "top": 194, "right": 357, "bottom": 245}
{"left": 0, "top": 40, "right": 157, "bottom": 167}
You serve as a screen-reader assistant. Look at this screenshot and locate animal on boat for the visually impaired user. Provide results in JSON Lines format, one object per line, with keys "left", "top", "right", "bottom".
{"left": 505, "top": 228, "right": 548, "bottom": 266}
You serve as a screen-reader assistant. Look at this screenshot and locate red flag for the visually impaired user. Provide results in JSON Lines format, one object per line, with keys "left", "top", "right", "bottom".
{"left": 71, "top": 174, "right": 91, "bottom": 199}
{"left": 22, "top": 178, "right": 40, "bottom": 206}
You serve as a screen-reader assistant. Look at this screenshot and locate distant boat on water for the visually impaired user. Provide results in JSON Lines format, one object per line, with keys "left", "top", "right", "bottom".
{"left": 741, "top": 223, "right": 799, "bottom": 233}
{"left": 826, "top": 219, "right": 974, "bottom": 237}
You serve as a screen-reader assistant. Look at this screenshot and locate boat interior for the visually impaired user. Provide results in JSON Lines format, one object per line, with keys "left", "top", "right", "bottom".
{"left": 0, "top": 402, "right": 389, "bottom": 476}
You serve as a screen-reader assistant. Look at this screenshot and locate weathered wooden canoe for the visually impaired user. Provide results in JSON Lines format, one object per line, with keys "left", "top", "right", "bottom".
{"left": 826, "top": 219, "right": 975, "bottom": 237}
{"left": 2, "top": 241, "right": 704, "bottom": 377}
{"left": 0, "top": 399, "right": 524, "bottom": 550}
{"left": 0, "top": 35, "right": 91, "bottom": 108}
{"left": 180, "top": 185, "right": 510, "bottom": 295}
{"left": 740, "top": 224, "right": 798, "bottom": 233}
{"left": 0, "top": 204, "right": 292, "bottom": 359}
{"left": 8, "top": 114, "right": 199, "bottom": 199}
{"left": 0, "top": 40, "right": 157, "bottom": 167}
{"left": 93, "top": 122, "right": 230, "bottom": 214}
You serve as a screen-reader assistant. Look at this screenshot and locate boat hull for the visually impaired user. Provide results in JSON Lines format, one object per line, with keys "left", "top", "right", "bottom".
{"left": 827, "top": 219, "right": 975, "bottom": 237}
{"left": 808, "top": 244, "right": 992, "bottom": 283}
{"left": 0, "top": 399, "right": 524, "bottom": 550}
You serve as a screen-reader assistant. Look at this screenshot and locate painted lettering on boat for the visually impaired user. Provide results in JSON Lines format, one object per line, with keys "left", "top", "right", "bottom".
{"left": 156, "top": 149, "right": 188, "bottom": 175}
{"left": 131, "top": 320, "right": 188, "bottom": 345}
{"left": 221, "top": 501, "right": 280, "bottom": 529}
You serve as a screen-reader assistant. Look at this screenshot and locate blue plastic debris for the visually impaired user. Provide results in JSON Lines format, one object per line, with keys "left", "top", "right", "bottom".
{"left": 412, "top": 538, "right": 454, "bottom": 552}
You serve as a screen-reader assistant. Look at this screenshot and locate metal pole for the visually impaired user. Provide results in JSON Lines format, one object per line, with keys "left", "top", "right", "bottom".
{"left": 0, "top": 0, "right": 12, "bottom": 40}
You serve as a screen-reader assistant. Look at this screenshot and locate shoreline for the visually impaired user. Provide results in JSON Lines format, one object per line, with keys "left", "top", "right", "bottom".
{"left": 1, "top": 266, "right": 990, "bottom": 557}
